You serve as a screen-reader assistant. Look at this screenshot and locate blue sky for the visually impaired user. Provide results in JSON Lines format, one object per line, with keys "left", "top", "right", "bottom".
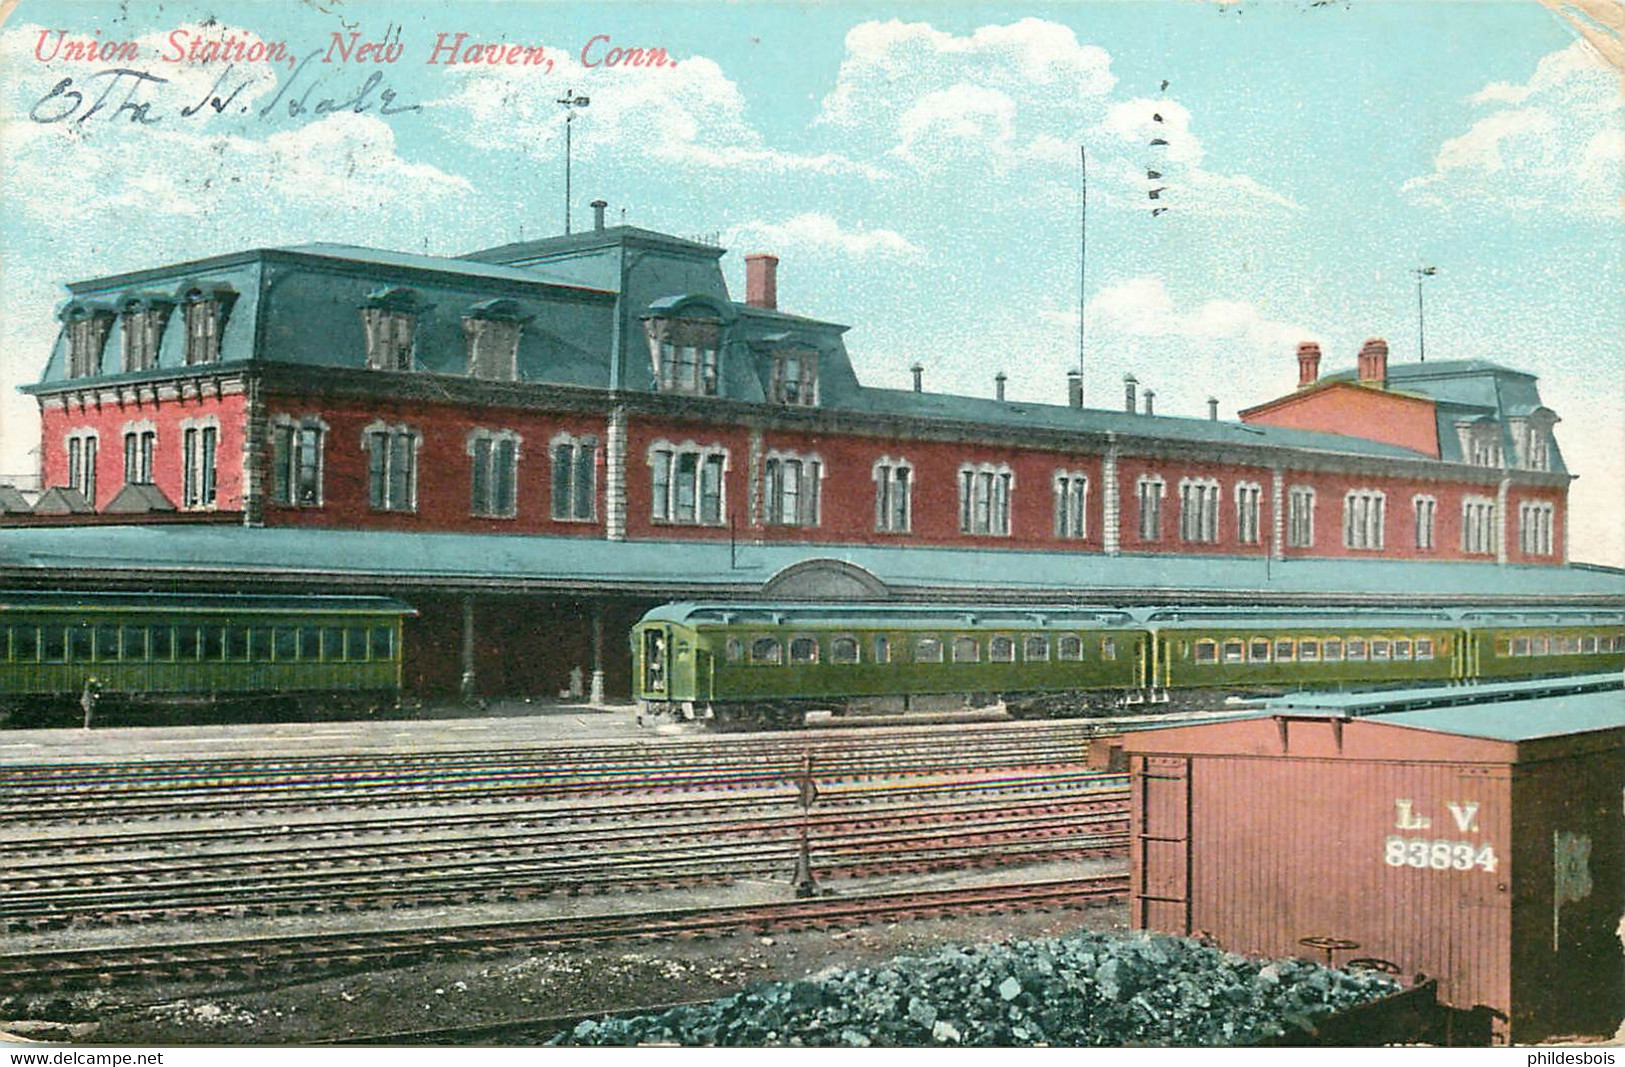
{"left": 2, "top": 0, "right": 1620, "bottom": 563}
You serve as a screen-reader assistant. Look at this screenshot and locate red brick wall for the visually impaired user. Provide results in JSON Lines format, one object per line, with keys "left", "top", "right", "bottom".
{"left": 40, "top": 393, "right": 247, "bottom": 512}
{"left": 262, "top": 394, "right": 607, "bottom": 534}
{"left": 1116, "top": 456, "right": 1276, "bottom": 556}
{"left": 1243, "top": 384, "right": 1441, "bottom": 458}
{"left": 622, "top": 416, "right": 754, "bottom": 540}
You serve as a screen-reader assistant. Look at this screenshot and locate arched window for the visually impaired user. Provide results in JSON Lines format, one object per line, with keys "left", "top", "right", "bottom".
{"left": 750, "top": 637, "right": 782, "bottom": 665}
{"left": 830, "top": 636, "right": 859, "bottom": 664}
{"left": 1054, "top": 471, "right": 1088, "bottom": 540}
{"left": 1136, "top": 475, "right": 1165, "bottom": 542}
{"left": 1343, "top": 489, "right": 1386, "bottom": 550}
{"left": 873, "top": 456, "right": 912, "bottom": 533}
{"left": 648, "top": 440, "right": 728, "bottom": 526}
{"left": 362, "top": 421, "right": 420, "bottom": 512}
{"left": 989, "top": 636, "right": 1015, "bottom": 662}
{"left": 1057, "top": 635, "right": 1084, "bottom": 661}
{"left": 551, "top": 433, "right": 598, "bottom": 522}
{"left": 959, "top": 462, "right": 1014, "bottom": 536}
{"left": 178, "top": 416, "right": 219, "bottom": 509}
{"left": 1178, "top": 478, "right": 1221, "bottom": 543}
{"left": 463, "top": 299, "right": 528, "bottom": 381}
{"left": 360, "top": 288, "right": 425, "bottom": 371}
{"left": 468, "top": 429, "right": 522, "bottom": 518}
{"left": 1234, "top": 482, "right": 1262, "bottom": 545}
{"left": 644, "top": 312, "right": 721, "bottom": 396}
{"left": 789, "top": 636, "right": 820, "bottom": 664}
{"left": 763, "top": 450, "right": 824, "bottom": 527}
{"left": 271, "top": 415, "right": 328, "bottom": 507}
{"left": 915, "top": 637, "right": 944, "bottom": 663}
{"left": 1023, "top": 635, "right": 1050, "bottom": 661}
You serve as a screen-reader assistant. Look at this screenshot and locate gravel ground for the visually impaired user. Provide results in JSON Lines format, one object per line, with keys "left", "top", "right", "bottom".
{"left": 0, "top": 902, "right": 1130, "bottom": 1045}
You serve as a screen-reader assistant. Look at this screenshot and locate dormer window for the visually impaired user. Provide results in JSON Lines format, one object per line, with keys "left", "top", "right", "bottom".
{"left": 120, "top": 296, "right": 173, "bottom": 373}
{"left": 770, "top": 348, "right": 818, "bottom": 406}
{"left": 464, "top": 299, "right": 528, "bottom": 381}
{"left": 645, "top": 314, "right": 721, "bottom": 396}
{"left": 1456, "top": 418, "right": 1503, "bottom": 469}
{"left": 360, "top": 288, "right": 425, "bottom": 371}
{"left": 62, "top": 304, "right": 113, "bottom": 378}
{"left": 181, "top": 287, "right": 236, "bottom": 365}
{"left": 1510, "top": 410, "right": 1558, "bottom": 472}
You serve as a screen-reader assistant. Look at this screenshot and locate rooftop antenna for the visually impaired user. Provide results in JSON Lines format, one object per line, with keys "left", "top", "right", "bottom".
{"left": 1413, "top": 266, "right": 1438, "bottom": 362}
{"left": 1079, "top": 145, "right": 1087, "bottom": 392}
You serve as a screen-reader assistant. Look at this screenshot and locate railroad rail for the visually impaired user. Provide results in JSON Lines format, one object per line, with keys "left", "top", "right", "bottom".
{"left": 0, "top": 726, "right": 1109, "bottom": 824}
{"left": 0, "top": 876, "right": 1129, "bottom": 994}
{"left": 2, "top": 797, "right": 1128, "bottom": 930}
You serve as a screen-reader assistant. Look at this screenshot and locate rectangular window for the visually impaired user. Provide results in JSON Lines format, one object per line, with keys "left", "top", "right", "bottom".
{"left": 1323, "top": 639, "right": 1343, "bottom": 661}
{"left": 1273, "top": 639, "right": 1294, "bottom": 662}
{"left": 1394, "top": 639, "right": 1412, "bottom": 660}
{"left": 371, "top": 627, "right": 395, "bottom": 660}
{"left": 67, "top": 625, "right": 92, "bottom": 661}
{"left": 551, "top": 438, "right": 598, "bottom": 522}
{"left": 1193, "top": 640, "right": 1217, "bottom": 664}
{"left": 125, "top": 430, "right": 155, "bottom": 485}
{"left": 1180, "top": 481, "right": 1220, "bottom": 543}
{"left": 651, "top": 449, "right": 672, "bottom": 520}
{"left": 300, "top": 627, "right": 322, "bottom": 660}
{"left": 1236, "top": 485, "right": 1261, "bottom": 545}
{"left": 1054, "top": 474, "right": 1088, "bottom": 539}
{"left": 185, "top": 298, "right": 221, "bottom": 365}
{"left": 202, "top": 626, "right": 226, "bottom": 661}
{"left": 368, "top": 429, "right": 417, "bottom": 511}
{"left": 42, "top": 626, "right": 67, "bottom": 663}
{"left": 1287, "top": 487, "right": 1315, "bottom": 548}
{"left": 1299, "top": 639, "right": 1319, "bottom": 662}
{"left": 700, "top": 455, "right": 724, "bottom": 525}
{"left": 875, "top": 462, "right": 912, "bottom": 533}
{"left": 274, "top": 627, "right": 299, "bottom": 661}
{"left": 1346, "top": 639, "right": 1367, "bottom": 661}
{"left": 272, "top": 424, "right": 324, "bottom": 507}
{"left": 872, "top": 635, "right": 891, "bottom": 664}
{"left": 150, "top": 625, "right": 173, "bottom": 661}
{"left": 176, "top": 625, "right": 199, "bottom": 661}
{"left": 67, "top": 435, "right": 98, "bottom": 503}
{"left": 915, "top": 637, "right": 944, "bottom": 663}
{"left": 960, "top": 466, "right": 1013, "bottom": 536}
{"left": 1344, "top": 491, "right": 1385, "bottom": 550}
{"left": 14, "top": 626, "right": 38, "bottom": 662}
{"left": 1414, "top": 497, "right": 1436, "bottom": 550}
{"left": 182, "top": 426, "right": 218, "bottom": 508}
{"left": 471, "top": 434, "right": 519, "bottom": 519}
{"left": 1138, "top": 479, "right": 1163, "bottom": 541}
{"left": 675, "top": 453, "right": 698, "bottom": 523}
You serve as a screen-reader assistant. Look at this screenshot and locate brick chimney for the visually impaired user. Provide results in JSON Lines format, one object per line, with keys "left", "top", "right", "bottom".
{"left": 591, "top": 199, "right": 608, "bottom": 232}
{"left": 995, "top": 371, "right": 1007, "bottom": 401}
{"left": 1296, "top": 341, "right": 1322, "bottom": 388}
{"left": 1207, "top": 397, "right": 1219, "bottom": 421}
{"left": 744, "top": 254, "right": 779, "bottom": 311}
{"left": 1143, "top": 389, "right": 1156, "bottom": 416}
{"left": 1067, "top": 370, "right": 1083, "bottom": 409}
{"left": 911, "top": 362, "right": 924, "bottom": 392}
{"left": 1124, "top": 373, "right": 1138, "bottom": 414}
{"left": 1357, "top": 337, "right": 1388, "bottom": 387}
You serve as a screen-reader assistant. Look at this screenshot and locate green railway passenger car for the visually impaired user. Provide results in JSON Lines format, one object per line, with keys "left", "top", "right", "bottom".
{"left": 633, "top": 602, "right": 1625, "bottom": 729}
{"left": 0, "top": 591, "right": 415, "bottom": 725}
{"left": 634, "top": 603, "right": 1145, "bottom": 727}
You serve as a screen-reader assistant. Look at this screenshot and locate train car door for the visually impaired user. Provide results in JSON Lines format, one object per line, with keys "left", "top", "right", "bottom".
{"left": 643, "top": 627, "right": 669, "bottom": 694}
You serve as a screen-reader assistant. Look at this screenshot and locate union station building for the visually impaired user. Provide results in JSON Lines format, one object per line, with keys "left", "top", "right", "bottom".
{"left": 3, "top": 208, "right": 1617, "bottom": 699}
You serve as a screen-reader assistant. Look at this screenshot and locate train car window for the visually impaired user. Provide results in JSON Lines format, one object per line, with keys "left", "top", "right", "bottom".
{"left": 94, "top": 624, "right": 120, "bottom": 661}
{"left": 916, "top": 637, "right": 944, "bottom": 663}
{"left": 1561, "top": 636, "right": 1580, "bottom": 655}
{"left": 1193, "top": 640, "right": 1217, "bottom": 664}
{"left": 1053, "top": 635, "right": 1081, "bottom": 661}
{"left": 0, "top": 627, "right": 8, "bottom": 661}
{"left": 226, "top": 626, "right": 250, "bottom": 661}
{"left": 873, "top": 635, "right": 892, "bottom": 664}
{"left": 1023, "top": 635, "right": 1050, "bottom": 661}
{"left": 1371, "top": 640, "right": 1391, "bottom": 660}
{"left": 345, "top": 627, "right": 369, "bottom": 661}
{"left": 300, "top": 627, "right": 321, "bottom": 660}
{"left": 1346, "top": 639, "right": 1367, "bottom": 661}
{"left": 177, "top": 626, "right": 201, "bottom": 660}
{"left": 1494, "top": 638, "right": 1511, "bottom": 657}
{"left": 13, "top": 626, "right": 37, "bottom": 662}
{"left": 248, "top": 628, "right": 273, "bottom": 662}
{"left": 1415, "top": 638, "right": 1433, "bottom": 660}
{"left": 789, "top": 637, "right": 819, "bottom": 664}
{"left": 724, "top": 638, "right": 743, "bottom": 664}
{"left": 1249, "top": 639, "right": 1270, "bottom": 662}
{"left": 1299, "top": 640, "right": 1320, "bottom": 661}
{"left": 1511, "top": 636, "right": 1530, "bottom": 657}
{"left": 750, "top": 637, "right": 783, "bottom": 665}
{"left": 1394, "top": 639, "right": 1413, "bottom": 660}
{"left": 990, "top": 636, "right": 1015, "bottom": 663}
{"left": 273, "top": 628, "right": 298, "bottom": 661}
{"left": 1274, "top": 640, "right": 1295, "bottom": 662}
{"left": 123, "top": 626, "right": 148, "bottom": 660}
{"left": 322, "top": 627, "right": 344, "bottom": 662}
{"left": 1221, "top": 639, "right": 1243, "bottom": 663}
{"left": 371, "top": 627, "right": 394, "bottom": 660}
{"left": 67, "top": 625, "right": 93, "bottom": 662}
{"left": 952, "top": 636, "right": 980, "bottom": 663}
{"left": 41, "top": 625, "right": 67, "bottom": 663}
{"left": 1103, "top": 638, "right": 1120, "bottom": 660}
{"left": 150, "top": 626, "right": 173, "bottom": 661}
{"left": 831, "top": 636, "right": 860, "bottom": 664}
{"left": 1532, "top": 635, "right": 1548, "bottom": 656}
{"left": 1581, "top": 635, "right": 1598, "bottom": 654}
{"left": 1323, "top": 639, "right": 1343, "bottom": 661}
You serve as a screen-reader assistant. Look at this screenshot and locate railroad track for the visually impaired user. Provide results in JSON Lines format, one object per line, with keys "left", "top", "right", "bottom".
{"left": 0, "top": 730, "right": 1110, "bottom": 824}
{"left": 0, "top": 875, "right": 1130, "bottom": 994}
{"left": 3, "top": 794, "right": 1129, "bottom": 929}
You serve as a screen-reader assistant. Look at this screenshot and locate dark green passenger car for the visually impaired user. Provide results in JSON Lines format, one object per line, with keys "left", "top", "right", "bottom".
{"left": 634, "top": 602, "right": 1145, "bottom": 727}
{"left": 0, "top": 591, "right": 415, "bottom": 724}
{"left": 634, "top": 602, "right": 1625, "bottom": 728}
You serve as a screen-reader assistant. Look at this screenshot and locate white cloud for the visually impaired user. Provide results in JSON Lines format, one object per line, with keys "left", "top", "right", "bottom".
{"left": 815, "top": 17, "right": 1295, "bottom": 218}
{"left": 1402, "top": 40, "right": 1623, "bottom": 216}
{"left": 432, "top": 50, "right": 881, "bottom": 178}
{"left": 1086, "top": 276, "right": 1318, "bottom": 352}
{"left": 725, "top": 214, "right": 920, "bottom": 259}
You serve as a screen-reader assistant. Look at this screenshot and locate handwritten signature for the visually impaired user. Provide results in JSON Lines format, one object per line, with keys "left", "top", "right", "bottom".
{"left": 28, "top": 49, "right": 421, "bottom": 126}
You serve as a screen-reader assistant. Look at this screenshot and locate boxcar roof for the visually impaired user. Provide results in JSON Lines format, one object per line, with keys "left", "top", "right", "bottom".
{"left": 1370, "top": 688, "right": 1625, "bottom": 742}
{"left": 637, "top": 602, "right": 1137, "bottom": 629}
{"left": 0, "top": 591, "right": 415, "bottom": 615}
{"left": 1263, "top": 673, "right": 1621, "bottom": 719}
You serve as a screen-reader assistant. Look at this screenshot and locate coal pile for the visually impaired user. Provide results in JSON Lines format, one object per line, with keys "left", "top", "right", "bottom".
{"left": 558, "top": 932, "right": 1401, "bottom": 1047}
